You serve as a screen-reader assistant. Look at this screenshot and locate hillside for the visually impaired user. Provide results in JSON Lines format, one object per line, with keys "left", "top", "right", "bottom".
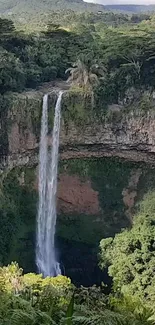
{"left": 0, "top": 0, "right": 105, "bottom": 22}
{"left": 105, "top": 4, "right": 155, "bottom": 13}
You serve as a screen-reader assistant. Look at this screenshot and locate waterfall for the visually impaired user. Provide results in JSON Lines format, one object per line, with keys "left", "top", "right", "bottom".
{"left": 45, "top": 91, "right": 62, "bottom": 277}
{"left": 36, "top": 91, "right": 63, "bottom": 277}
{"left": 36, "top": 94, "right": 48, "bottom": 276}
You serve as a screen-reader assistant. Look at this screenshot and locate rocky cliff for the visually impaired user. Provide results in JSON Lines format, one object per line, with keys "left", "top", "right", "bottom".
{"left": 1, "top": 86, "right": 155, "bottom": 173}
{"left": 1, "top": 85, "right": 155, "bottom": 285}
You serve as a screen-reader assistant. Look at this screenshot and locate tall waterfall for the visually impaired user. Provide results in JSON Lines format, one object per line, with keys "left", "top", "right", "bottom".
{"left": 36, "top": 94, "right": 48, "bottom": 276}
{"left": 36, "top": 91, "right": 63, "bottom": 277}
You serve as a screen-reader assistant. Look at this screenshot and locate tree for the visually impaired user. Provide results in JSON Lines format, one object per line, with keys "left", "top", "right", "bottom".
{"left": 65, "top": 56, "right": 106, "bottom": 91}
{"left": 0, "top": 18, "right": 15, "bottom": 36}
{"left": 99, "top": 191, "right": 155, "bottom": 308}
{"left": 0, "top": 49, "right": 25, "bottom": 93}
{"left": 121, "top": 48, "right": 143, "bottom": 80}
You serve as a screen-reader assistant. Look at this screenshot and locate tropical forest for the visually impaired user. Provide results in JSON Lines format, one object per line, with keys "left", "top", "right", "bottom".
{"left": 1, "top": 0, "right": 155, "bottom": 324}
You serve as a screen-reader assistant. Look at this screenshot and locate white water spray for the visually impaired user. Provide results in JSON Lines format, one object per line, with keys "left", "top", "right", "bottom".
{"left": 36, "top": 91, "right": 63, "bottom": 277}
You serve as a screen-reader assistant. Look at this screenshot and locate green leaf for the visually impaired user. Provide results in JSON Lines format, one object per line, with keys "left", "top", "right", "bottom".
{"left": 65, "top": 294, "right": 75, "bottom": 325}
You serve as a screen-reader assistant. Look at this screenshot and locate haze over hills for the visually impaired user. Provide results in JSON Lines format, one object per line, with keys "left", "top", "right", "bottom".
{"left": 105, "top": 4, "right": 155, "bottom": 13}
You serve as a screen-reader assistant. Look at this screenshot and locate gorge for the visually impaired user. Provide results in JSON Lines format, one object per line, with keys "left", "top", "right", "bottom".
{"left": 2, "top": 5, "right": 155, "bottom": 323}
{"left": 1, "top": 6, "right": 155, "bottom": 322}
{"left": 1, "top": 85, "right": 155, "bottom": 285}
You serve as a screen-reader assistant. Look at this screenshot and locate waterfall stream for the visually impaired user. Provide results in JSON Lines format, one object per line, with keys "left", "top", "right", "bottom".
{"left": 36, "top": 91, "right": 63, "bottom": 277}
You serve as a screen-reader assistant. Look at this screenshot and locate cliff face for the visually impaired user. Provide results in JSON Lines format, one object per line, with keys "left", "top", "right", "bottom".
{"left": 60, "top": 111, "right": 155, "bottom": 163}
{"left": 1, "top": 86, "right": 155, "bottom": 173}
{"left": 1, "top": 86, "right": 155, "bottom": 284}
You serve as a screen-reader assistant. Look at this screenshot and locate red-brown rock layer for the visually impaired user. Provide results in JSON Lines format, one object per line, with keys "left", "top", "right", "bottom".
{"left": 57, "top": 174, "right": 100, "bottom": 215}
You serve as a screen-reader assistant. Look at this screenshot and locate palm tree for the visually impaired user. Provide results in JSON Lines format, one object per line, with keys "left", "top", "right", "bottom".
{"left": 65, "top": 56, "right": 106, "bottom": 91}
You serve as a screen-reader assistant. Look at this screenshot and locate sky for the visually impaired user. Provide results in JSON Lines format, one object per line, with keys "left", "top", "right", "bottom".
{"left": 84, "top": 0, "right": 155, "bottom": 4}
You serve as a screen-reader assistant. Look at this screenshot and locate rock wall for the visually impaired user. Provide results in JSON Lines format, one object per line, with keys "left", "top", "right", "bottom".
{"left": 1, "top": 87, "right": 155, "bottom": 173}
{"left": 1, "top": 86, "right": 155, "bottom": 284}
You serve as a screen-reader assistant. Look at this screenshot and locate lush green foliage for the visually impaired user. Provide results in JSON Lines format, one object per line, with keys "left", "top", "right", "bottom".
{"left": 0, "top": 262, "right": 154, "bottom": 325}
{"left": 0, "top": 262, "right": 72, "bottom": 325}
{"left": 1, "top": 12, "right": 155, "bottom": 113}
{"left": 1, "top": 7, "right": 155, "bottom": 325}
{"left": 99, "top": 191, "right": 155, "bottom": 309}
{"left": 0, "top": 17, "right": 100, "bottom": 94}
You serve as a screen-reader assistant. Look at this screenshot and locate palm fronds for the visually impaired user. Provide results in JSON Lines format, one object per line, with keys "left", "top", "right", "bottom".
{"left": 65, "top": 58, "right": 106, "bottom": 90}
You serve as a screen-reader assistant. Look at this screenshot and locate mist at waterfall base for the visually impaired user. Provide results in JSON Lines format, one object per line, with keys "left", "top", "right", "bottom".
{"left": 36, "top": 92, "right": 63, "bottom": 277}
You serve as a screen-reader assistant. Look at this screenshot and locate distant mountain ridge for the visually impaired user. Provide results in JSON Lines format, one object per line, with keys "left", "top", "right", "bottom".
{"left": 105, "top": 4, "right": 155, "bottom": 13}
{"left": 0, "top": 0, "right": 105, "bottom": 17}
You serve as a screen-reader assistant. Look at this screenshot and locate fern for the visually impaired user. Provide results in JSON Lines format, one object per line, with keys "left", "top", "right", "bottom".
{"left": 71, "top": 309, "right": 126, "bottom": 325}
{"left": 64, "top": 305, "right": 154, "bottom": 325}
{"left": 10, "top": 309, "right": 35, "bottom": 325}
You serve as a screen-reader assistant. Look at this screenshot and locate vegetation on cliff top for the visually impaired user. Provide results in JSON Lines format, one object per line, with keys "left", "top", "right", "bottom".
{"left": 1, "top": 12, "right": 155, "bottom": 115}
